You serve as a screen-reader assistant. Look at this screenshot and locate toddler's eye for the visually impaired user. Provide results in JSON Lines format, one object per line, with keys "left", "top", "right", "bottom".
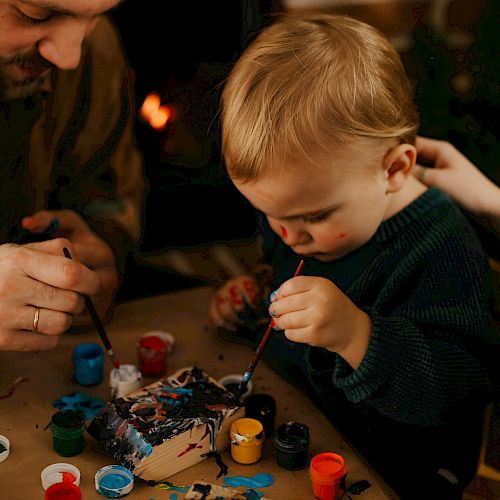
{"left": 304, "top": 211, "right": 331, "bottom": 224}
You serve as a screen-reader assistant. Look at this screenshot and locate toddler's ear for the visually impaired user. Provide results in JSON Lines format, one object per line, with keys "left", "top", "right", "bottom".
{"left": 383, "top": 143, "right": 416, "bottom": 193}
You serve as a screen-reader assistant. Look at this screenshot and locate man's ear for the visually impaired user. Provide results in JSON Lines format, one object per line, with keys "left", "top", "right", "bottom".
{"left": 382, "top": 143, "right": 417, "bottom": 193}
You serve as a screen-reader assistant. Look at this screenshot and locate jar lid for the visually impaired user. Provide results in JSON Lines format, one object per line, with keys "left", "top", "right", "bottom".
{"left": 0, "top": 435, "right": 10, "bottom": 463}
{"left": 41, "top": 463, "right": 81, "bottom": 490}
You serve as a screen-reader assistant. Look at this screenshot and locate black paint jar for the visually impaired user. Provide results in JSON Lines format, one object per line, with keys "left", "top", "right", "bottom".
{"left": 244, "top": 393, "right": 276, "bottom": 438}
{"left": 274, "top": 421, "right": 310, "bottom": 470}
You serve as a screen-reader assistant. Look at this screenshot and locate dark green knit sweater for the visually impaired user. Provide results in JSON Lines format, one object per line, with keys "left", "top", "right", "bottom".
{"left": 261, "top": 187, "right": 496, "bottom": 428}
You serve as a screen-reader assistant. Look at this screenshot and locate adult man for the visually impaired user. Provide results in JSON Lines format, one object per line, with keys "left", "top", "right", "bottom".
{"left": 0, "top": 0, "right": 144, "bottom": 351}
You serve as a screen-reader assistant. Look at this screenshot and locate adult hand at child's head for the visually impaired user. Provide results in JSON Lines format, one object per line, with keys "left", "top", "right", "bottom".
{"left": 413, "top": 136, "right": 499, "bottom": 217}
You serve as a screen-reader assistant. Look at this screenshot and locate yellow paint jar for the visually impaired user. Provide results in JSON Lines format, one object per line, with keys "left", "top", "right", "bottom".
{"left": 230, "top": 418, "right": 264, "bottom": 464}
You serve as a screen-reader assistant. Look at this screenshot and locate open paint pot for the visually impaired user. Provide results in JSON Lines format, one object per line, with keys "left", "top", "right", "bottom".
{"left": 274, "top": 421, "right": 310, "bottom": 470}
{"left": 0, "top": 435, "right": 10, "bottom": 463}
{"left": 44, "top": 482, "right": 81, "bottom": 500}
{"left": 50, "top": 410, "right": 85, "bottom": 457}
{"left": 309, "top": 452, "right": 347, "bottom": 500}
{"left": 109, "top": 364, "right": 142, "bottom": 399}
{"left": 72, "top": 343, "right": 104, "bottom": 385}
{"left": 245, "top": 393, "right": 276, "bottom": 438}
{"left": 137, "top": 330, "right": 175, "bottom": 377}
{"left": 230, "top": 417, "right": 264, "bottom": 464}
{"left": 95, "top": 465, "right": 134, "bottom": 497}
{"left": 218, "top": 374, "right": 253, "bottom": 400}
{"left": 41, "top": 462, "right": 81, "bottom": 490}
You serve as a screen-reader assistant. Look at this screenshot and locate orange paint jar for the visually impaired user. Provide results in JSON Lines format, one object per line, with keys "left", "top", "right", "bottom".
{"left": 309, "top": 452, "right": 347, "bottom": 500}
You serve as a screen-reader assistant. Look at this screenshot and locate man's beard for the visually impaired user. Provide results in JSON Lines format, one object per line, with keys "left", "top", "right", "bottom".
{"left": 0, "top": 51, "right": 53, "bottom": 102}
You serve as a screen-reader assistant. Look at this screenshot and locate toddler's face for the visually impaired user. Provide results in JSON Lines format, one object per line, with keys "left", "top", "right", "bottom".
{"left": 233, "top": 150, "right": 394, "bottom": 262}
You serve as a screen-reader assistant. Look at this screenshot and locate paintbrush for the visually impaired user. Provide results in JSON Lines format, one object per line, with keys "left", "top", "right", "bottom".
{"left": 62, "top": 247, "right": 120, "bottom": 369}
{"left": 235, "top": 259, "right": 305, "bottom": 401}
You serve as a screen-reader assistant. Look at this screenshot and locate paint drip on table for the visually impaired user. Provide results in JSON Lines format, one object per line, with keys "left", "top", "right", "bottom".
{"left": 88, "top": 366, "right": 243, "bottom": 481}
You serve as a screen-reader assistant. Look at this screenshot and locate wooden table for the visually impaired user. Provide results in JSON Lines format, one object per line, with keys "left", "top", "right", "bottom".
{"left": 0, "top": 287, "right": 398, "bottom": 499}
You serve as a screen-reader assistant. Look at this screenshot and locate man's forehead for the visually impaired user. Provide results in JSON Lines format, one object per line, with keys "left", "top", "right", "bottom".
{"left": 14, "top": 0, "right": 122, "bottom": 15}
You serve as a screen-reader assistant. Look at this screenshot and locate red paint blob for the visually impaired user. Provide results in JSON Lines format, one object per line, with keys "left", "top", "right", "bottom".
{"left": 335, "top": 232, "right": 347, "bottom": 239}
{"left": 280, "top": 225, "right": 288, "bottom": 238}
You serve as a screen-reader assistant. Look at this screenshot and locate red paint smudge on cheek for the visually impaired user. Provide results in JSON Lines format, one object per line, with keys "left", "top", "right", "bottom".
{"left": 280, "top": 225, "right": 288, "bottom": 238}
{"left": 335, "top": 232, "right": 347, "bottom": 239}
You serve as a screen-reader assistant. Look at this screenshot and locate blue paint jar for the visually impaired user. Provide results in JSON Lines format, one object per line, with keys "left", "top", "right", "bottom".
{"left": 95, "top": 465, "right": 134, "bottom": 497}
{"left": 72, "top": 343, "right": 104, "bottom": 386}
{"left": 274, "top": 421, "right": 309, "bottom": 471}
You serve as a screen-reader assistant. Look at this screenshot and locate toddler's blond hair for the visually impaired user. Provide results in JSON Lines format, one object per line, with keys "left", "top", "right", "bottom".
{"left": 221, "top": 13, "right": 419, "bottom": 181}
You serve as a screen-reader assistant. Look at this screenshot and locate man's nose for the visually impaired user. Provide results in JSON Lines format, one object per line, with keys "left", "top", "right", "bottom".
{"left": 37, "top": 19, "right": 90, "bottom": 70}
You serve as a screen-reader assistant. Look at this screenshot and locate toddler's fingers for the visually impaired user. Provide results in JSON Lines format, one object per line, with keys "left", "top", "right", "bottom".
{"left": 273, "top": 310, "right": 309, "bottom": 339}
{"left": 240, "top": 277, "right": 260, "bottom": 307}
{"left": 210, "top": 296, "right": 237, "bottom": 331}
{"left": 272, "top": 275, "right": 314, "bottom": 300}
{"left": 214, "top": 291, "right": 240, "bottom": 323}
{"left": 269, "top": 292, "right": 308, "bottom": 318}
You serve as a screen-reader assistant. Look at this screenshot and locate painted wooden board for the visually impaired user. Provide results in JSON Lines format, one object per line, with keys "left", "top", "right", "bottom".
{"left": 87, "top": 366, "right": 243, "bottom": 481}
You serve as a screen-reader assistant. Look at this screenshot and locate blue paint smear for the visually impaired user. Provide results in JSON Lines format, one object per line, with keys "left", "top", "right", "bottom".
{"left": 243, "top": 489, "right": 264, "bottom": 499}
{"left": 223, "top": 473, "right": 274, "bottom": 489}
{"left": 170, "top": 495, "right": 177, "bottom": 500}
{"left": 52, "top": 391, "right": 105, "bottom": 419}
{"left": 100, "top": 473, "right": 130, "bottom": 489}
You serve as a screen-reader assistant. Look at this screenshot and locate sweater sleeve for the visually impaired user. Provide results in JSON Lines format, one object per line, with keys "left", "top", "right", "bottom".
{"left": 333, "top": 225, "right": 496, "bottom": 426}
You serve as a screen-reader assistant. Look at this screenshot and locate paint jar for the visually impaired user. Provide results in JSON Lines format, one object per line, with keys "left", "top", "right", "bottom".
{"left": 50, "top": 410, "right": 85, "bottom": 457}
{"left": 41, "top": 462, "right": 81, "bottom": 490}
{"left": 109, "top": 364, "right": 142, "bottom": 399}
{"left": 245, "top": 393, "right": 276, "bottom": 438}
{"left": 230, "top": 417, "right": 264, "bottom": 464}
{"left": 137, "top": 330, "right": 174, "bottom": 377}
{"left": 44, "top": 482, "right": 81, "bottom": 500}
{"left": 95, "top": 464, "right": 134, "bottom": 498}
{"left": 72, "top": 343, "right": 104, "bottom": 385}
{"left": 274, "top": 421, "right": 310, "bottom": 470}
{"left": 218, "top": 374, "right": 253, "bottom": 400}
{"left": 309, "top": 452, "right": 347, "bottom": 500}
{"left": 0, "top": 435, "right": 10, "bottom": 463}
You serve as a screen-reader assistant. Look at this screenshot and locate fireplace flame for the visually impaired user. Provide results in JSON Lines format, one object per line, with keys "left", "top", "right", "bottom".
{"left": 139, "top": 92, "right": 172, "bottom": 130}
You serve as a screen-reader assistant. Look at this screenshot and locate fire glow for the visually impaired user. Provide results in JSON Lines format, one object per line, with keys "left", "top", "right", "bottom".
{"left": 139, "top": 92, "right": 172, "bottom": 130}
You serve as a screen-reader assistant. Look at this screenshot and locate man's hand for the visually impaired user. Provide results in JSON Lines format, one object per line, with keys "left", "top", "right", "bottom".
{"left": 0, "top": 239, "right": 100, "bottom": 351}
{"left": 22, "top": 209, "right": 119, "bottom": 330}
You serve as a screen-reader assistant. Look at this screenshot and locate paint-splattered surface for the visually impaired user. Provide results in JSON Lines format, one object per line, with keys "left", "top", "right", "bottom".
{"left": 88, "top": 367, "right": 240, "bottom": 474}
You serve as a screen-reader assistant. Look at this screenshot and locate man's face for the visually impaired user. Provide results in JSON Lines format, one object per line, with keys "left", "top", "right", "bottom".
{"left": 0, "top": 0, "right": 120, "bottom": 101}
{"left": 233, "top": 146, "right": 395, "bottom": 262}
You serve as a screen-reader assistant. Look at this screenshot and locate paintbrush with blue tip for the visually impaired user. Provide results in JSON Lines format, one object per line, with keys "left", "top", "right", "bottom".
{"left": 235, "top": 259, "right": 305, "bottom": 402}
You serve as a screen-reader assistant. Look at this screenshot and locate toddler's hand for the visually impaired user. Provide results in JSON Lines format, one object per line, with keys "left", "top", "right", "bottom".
{"left": 269, "top": 276, "right": 371, "bottom": 364}
{"left": 210, "top": 276, "right": 262, "bottom": 331}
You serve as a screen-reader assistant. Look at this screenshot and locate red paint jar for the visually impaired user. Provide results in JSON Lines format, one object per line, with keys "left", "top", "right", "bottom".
{"left": 309, "top": 452, "right": 347, "bottom": 500}
{"left": 137, "top": 335, "right": 167, "bottom": 377}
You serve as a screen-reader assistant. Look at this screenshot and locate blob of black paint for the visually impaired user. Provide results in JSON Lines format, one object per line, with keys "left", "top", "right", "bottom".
{"left": 0, "top": 443, "right": 6, "bottom": 453}
{"left": 346, "top": 479, "right": 371, "bottom": 495}
{"left": 223, "top": 382, "right": 240, "bottom": 396}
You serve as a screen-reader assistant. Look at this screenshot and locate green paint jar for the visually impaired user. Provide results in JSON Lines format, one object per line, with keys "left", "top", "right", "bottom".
{"left": 50, "top": 410, "right": 85, "bottom": 457}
